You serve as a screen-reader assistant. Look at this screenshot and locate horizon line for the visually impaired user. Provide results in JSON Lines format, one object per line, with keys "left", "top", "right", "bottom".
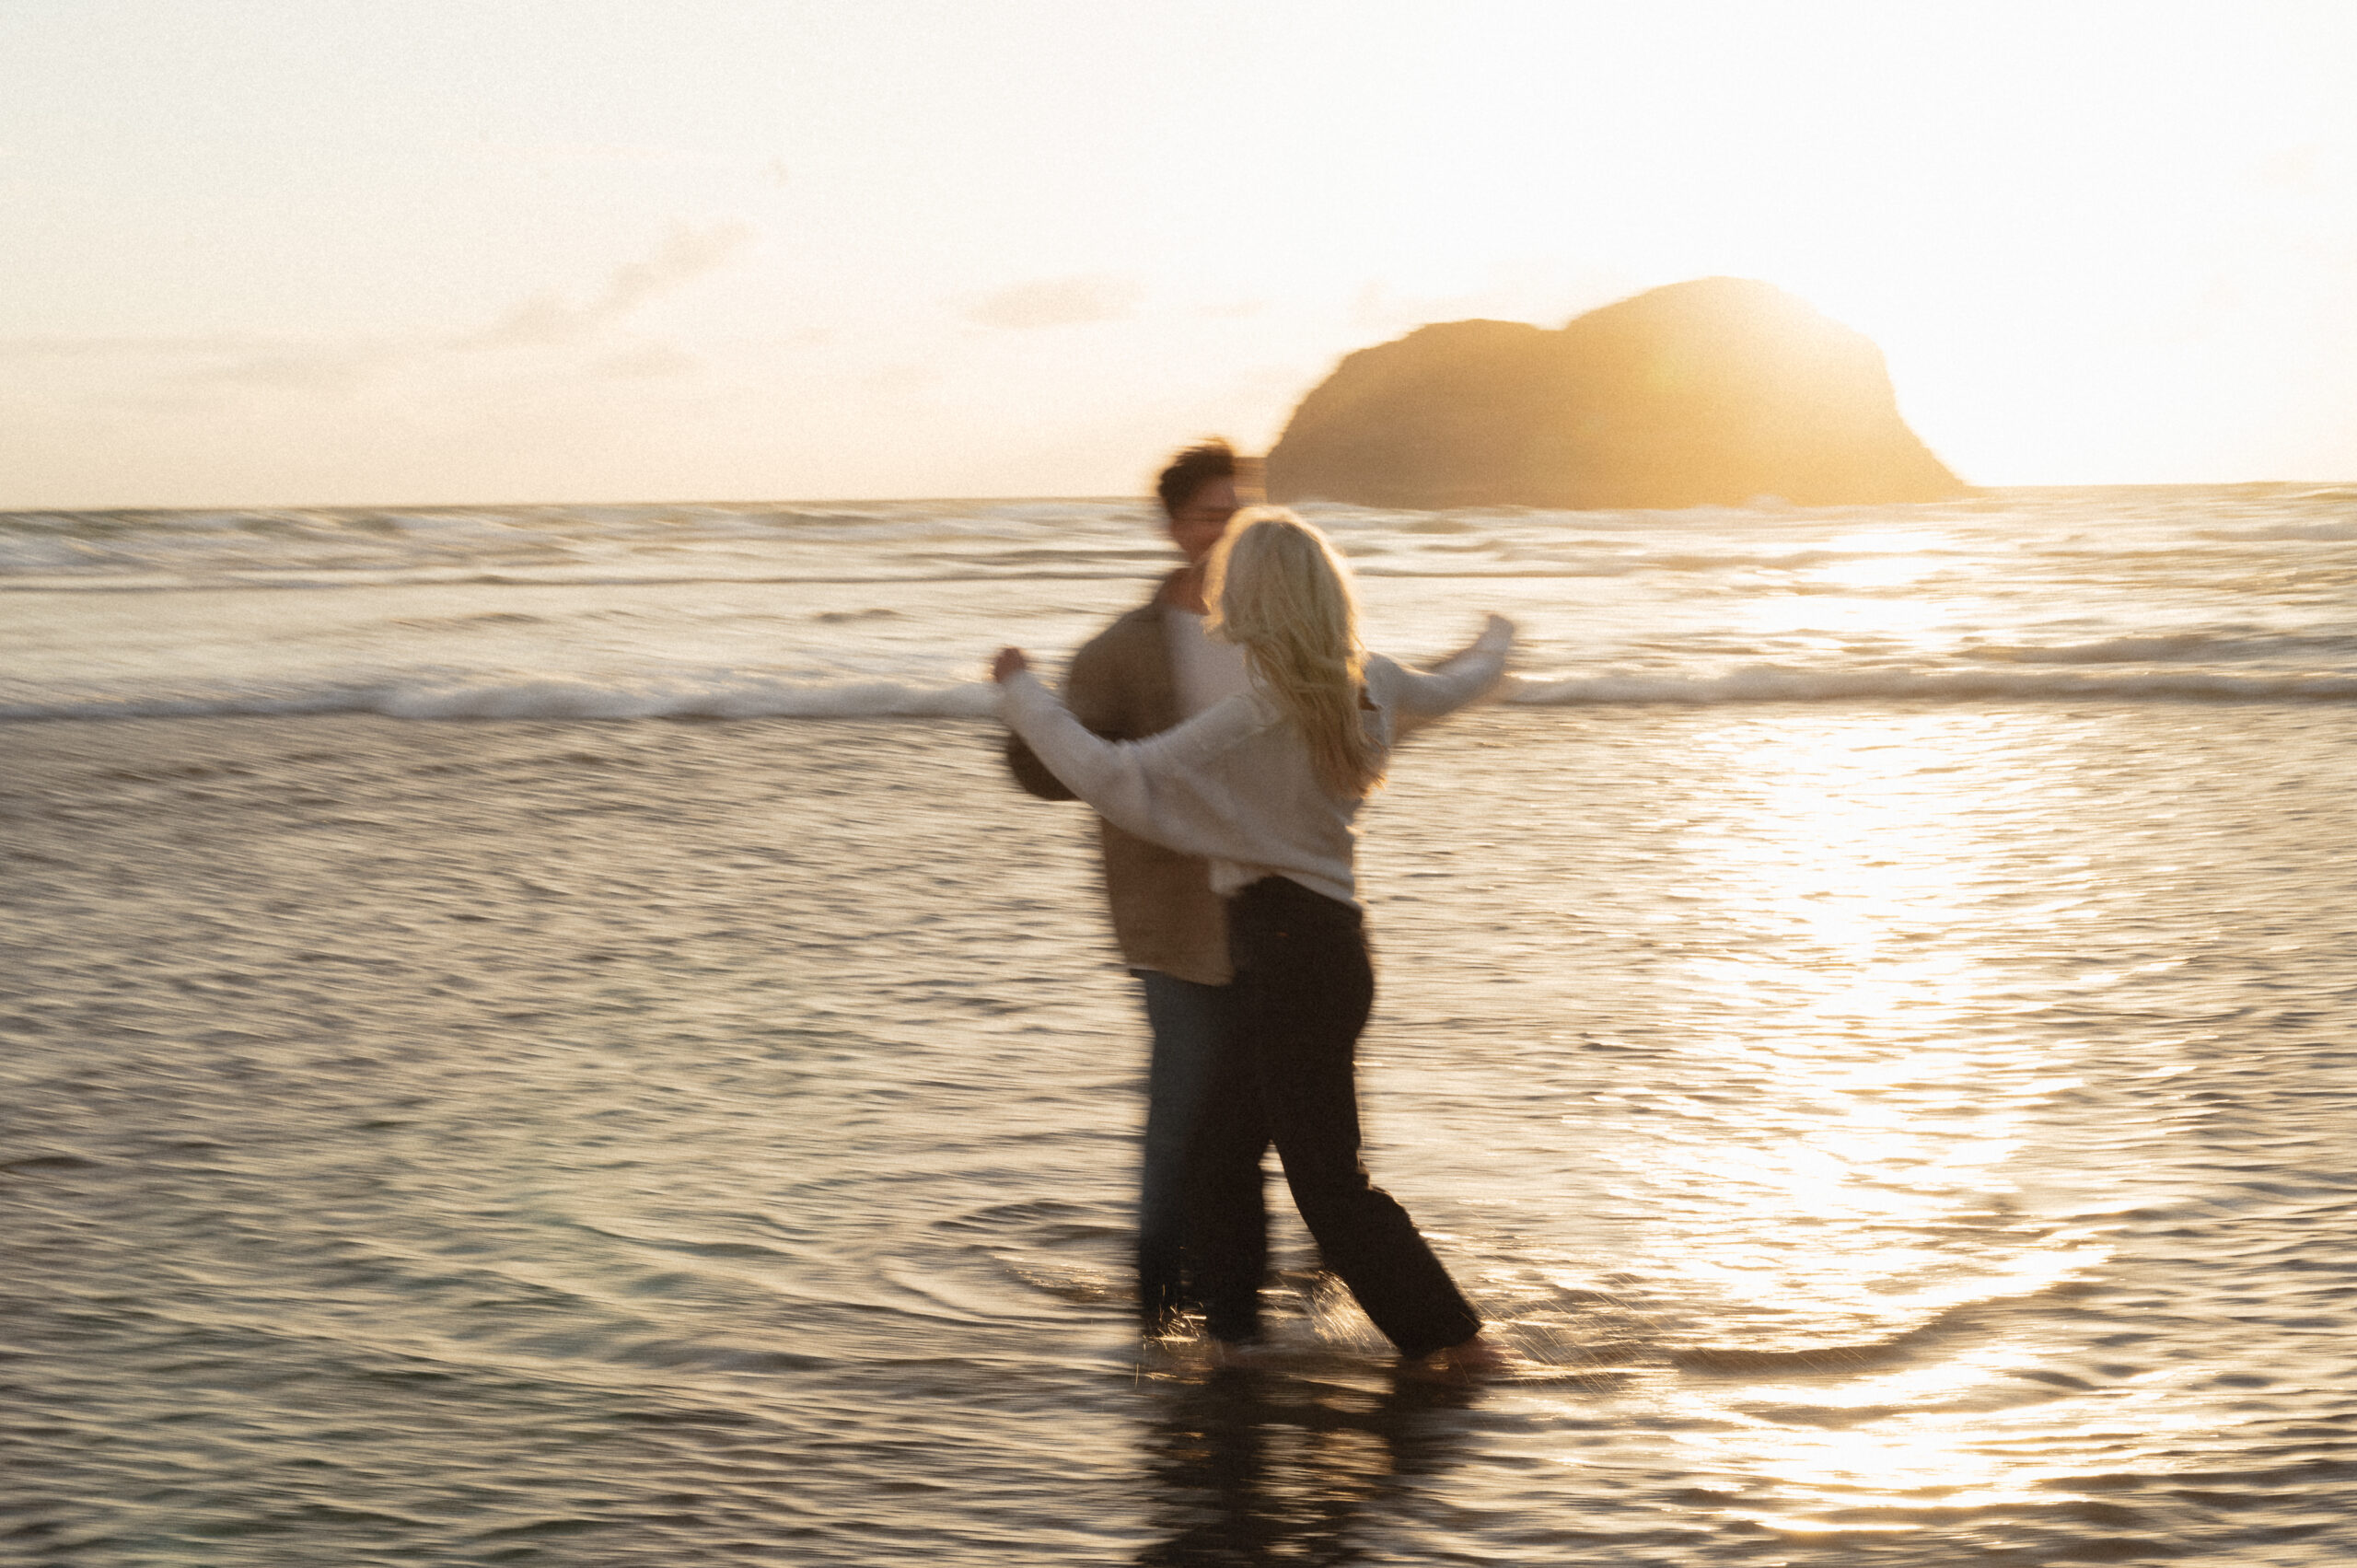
{"left": 12, "top": 478, "right": 2357, "bottom": 516}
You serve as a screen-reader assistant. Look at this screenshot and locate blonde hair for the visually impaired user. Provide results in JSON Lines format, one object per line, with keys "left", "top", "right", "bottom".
{"left": 1203, "top": 507, "right": 1385, "bottom": 799}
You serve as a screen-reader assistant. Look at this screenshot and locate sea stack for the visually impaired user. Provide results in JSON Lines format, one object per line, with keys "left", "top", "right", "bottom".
{"left": 1265, "top": 277, "right": 1966, "bottom": 509}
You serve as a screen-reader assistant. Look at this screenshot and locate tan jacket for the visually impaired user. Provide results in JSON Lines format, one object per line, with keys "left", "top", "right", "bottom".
{"left": 1004, "top": 575, "right": 1231, "bottom": 984}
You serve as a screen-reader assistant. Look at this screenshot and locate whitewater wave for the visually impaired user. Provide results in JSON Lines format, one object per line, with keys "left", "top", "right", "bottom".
{"left": 0, "top": 675, "right": 1003, "bottom": 723}
{"left": 11, "top": 662, "right": 2357, "bottom": 723}
{"left": 1960, "top": 631, "right": 2357, "bottom": 666}
{"left": 0, "top": 565, "right": 1167, "bottom": 593}
{"left": 1508, "top": 665, "right": 2357, "bottom": 705}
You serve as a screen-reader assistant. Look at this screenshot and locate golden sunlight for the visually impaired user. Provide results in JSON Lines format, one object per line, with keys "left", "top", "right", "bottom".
{"left": 1591, "top": 712, "right": 2122, "bottom": 1511}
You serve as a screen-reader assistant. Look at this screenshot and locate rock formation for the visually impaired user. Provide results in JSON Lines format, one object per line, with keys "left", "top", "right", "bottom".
{"left": 1265, "top": 278, "right": 1965, "bottom": 509}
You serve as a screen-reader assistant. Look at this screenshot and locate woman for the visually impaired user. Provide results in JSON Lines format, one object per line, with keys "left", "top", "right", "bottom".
{"left": 993, "top": 507, "right": 1513, "bottom": 1369}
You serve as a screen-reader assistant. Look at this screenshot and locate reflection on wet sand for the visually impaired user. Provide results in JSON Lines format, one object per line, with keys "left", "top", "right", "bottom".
{"left": 1136, "top": 1364, "right": 1479, "bottom": 1566}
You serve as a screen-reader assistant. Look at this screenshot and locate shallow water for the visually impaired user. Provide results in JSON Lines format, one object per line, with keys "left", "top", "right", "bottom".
{"left": 5, "top": 708, "right": 2352, "bottom": 1564}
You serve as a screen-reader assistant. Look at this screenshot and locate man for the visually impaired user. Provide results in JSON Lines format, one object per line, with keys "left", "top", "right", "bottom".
{"left": 1004, "top": 438, "right": 1268, "bottom": 1333}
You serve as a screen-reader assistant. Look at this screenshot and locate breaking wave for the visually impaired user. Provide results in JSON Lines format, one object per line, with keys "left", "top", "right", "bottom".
{"left": 13, "top": 664, "right": 2357, "bottom": 724}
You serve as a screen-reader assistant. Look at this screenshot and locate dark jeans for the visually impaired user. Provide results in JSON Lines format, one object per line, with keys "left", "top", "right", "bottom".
{"left": 1190, "top": 876, "right": 1481, "bottom": 1359}
{"left": 1133, "top": 970, "right": 1254, "bottom": 1330}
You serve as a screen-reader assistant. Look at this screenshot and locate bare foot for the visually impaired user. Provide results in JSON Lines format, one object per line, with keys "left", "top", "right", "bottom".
{"left": 1410, "top": 1331, "right": 1511, "bottom": 1376}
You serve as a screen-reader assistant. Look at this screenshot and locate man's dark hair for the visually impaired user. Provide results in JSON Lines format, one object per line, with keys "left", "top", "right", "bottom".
{"left": 1155, "top": 438, "right": 1253, "bottom": 519}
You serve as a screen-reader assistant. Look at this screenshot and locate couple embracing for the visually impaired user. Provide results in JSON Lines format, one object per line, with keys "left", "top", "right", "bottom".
{"left": 997, "top": 440, "right": 1512, "bottom": 1372}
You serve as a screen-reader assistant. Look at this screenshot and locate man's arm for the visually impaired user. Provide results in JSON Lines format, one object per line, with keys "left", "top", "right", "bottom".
{"left": 1005, "top": 729, "right": 1076, "bottom": 799}
{"left": 1003, "top": 629, "right": 1129, "bottom": 800}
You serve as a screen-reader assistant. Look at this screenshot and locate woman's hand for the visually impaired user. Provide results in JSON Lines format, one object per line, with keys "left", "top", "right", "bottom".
{"left": 991, "top": 647, "right": 1031, "bottom": 683}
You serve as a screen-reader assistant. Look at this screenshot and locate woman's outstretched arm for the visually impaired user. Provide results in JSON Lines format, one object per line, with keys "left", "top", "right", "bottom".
{"left": 992, "top": 651, "right": 1266, "bottom": 866}
{"left": 1379, "top": 614, "right": 1516, "bottom": 719}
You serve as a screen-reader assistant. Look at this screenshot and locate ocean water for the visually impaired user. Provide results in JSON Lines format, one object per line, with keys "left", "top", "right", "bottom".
{"left": 6, "top": 483, "right": 2355, "bottom": 722}
{"left": 4, "top": 485, "right": 2354, "bottom": 1564}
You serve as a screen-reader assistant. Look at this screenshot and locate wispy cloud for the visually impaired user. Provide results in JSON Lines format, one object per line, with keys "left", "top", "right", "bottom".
{"left": 0, "top": 333, "right": 266, "bottom": 362}
{"left": 966, "top": 273, "right": 1143, "bottom": 331}
{"left": 0, "top": 331, "right": 400, "bottom": 396}
{"left": 186, "top": 343, "right": 405, "bottom": 392}
{"left": 457, "top": 222, "right": 753, "bottom": 350}
{"left": 594, "top": 343, "right": 702, "bottom": 379}
{"left": 479, "top": 139, "right": 715, "bottom": 168}
{"left": 0, "top": 226, "right": 751, "bottom": 400}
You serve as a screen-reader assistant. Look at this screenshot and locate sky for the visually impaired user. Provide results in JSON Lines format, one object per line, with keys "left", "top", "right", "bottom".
{"left": 3, "top": 0, "right": 2354, "bottom": 508}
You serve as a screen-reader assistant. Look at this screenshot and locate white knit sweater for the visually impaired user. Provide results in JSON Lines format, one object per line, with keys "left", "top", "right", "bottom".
{"left": 999, "top": 618, "right": 1513, "bottom": 907}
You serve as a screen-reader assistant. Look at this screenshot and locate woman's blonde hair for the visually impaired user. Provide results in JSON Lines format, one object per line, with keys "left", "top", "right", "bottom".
{"left": 1203, "top": 507, "right": 1385, "bottom": 799}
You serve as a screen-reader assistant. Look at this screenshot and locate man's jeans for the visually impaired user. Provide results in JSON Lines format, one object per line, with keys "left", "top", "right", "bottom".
{"left": 1133, "top": 970, "right": 1234, "bottom": 1330}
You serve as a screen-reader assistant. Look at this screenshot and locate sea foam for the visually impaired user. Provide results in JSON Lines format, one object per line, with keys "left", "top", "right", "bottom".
{"left": 11, "top": 665, "right": 2357, "bottom": 724}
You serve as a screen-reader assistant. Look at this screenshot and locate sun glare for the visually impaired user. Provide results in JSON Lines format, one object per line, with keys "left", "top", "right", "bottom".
{"left": 1585, "top": 712, "right": 2125, "bottom": 1514}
